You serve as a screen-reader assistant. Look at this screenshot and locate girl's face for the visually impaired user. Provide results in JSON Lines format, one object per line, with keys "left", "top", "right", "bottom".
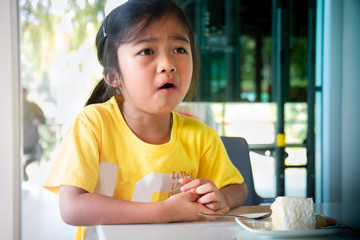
{"left": 116, "top": 14, "right": 193, "bottom": 116}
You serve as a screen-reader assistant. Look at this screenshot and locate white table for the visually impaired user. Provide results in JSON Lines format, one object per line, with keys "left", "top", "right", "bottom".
{"left": 96, "top": 203, "right": 360, "bottom": 240}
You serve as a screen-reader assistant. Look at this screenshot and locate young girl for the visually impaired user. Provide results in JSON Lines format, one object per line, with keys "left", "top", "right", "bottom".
{"left": 43, "top": 0, "right": 247, "bottom": 239}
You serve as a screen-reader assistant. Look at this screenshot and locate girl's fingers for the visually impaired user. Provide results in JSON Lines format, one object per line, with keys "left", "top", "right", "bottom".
{"left": 180, "top": 178, "right": 216, "bottom": 194}
{"left": 215, "top": 206, "right": 230, "bottom": 214}
{"left": 192, "top": 182, "right": 216, "bottom": 195}
{"left": 197, "top": 191, "right": 217, "bottom": 204}
{"left": 204, "top": 202, "right": 219, "bottom": 210}
{"left": 180, "top": 177, "right": 200, "bottom": 192}
{"left": 179, "top": 176, "right": 194, "bottom": 186}
{"left": 198, "top": 192, "right": 224, "bottom": 210}
{"left": 199, "top": 206, "right": 230, "bottom": 220}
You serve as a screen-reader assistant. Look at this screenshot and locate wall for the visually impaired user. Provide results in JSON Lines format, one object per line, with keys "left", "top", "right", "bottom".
{"left": 341, "top": 0, "right": 360, "bottom": 203}
{"left": 322, "top": 0, "right": 360, "bottom": 203}
{"left": 0, "top": 0, "right": 20, "bottom": 239}
{"left": 322, "top": 0, "right": 343, "bottom": 203}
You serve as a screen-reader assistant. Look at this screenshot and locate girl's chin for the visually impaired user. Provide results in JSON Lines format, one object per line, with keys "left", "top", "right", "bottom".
{"left": 152, "top": 106, "right": 178, "bottom": 115}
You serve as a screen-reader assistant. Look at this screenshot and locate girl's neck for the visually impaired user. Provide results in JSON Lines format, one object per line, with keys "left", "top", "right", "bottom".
{"left": 119, "top": 102, "right": 173, "bottom": 145}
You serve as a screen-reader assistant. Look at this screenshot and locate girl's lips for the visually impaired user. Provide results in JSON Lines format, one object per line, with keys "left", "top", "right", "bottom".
{"left": 158, "top": 77, "right": 177, "bottom": 90}
{"left": 158, "top": 84, "right": 176, "bottom": 93}
{"left": 159, "top": 83, "right": 175, "bottom": 89}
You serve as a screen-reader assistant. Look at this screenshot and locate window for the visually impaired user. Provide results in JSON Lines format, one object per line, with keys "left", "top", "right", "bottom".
{"left": 19, "top": 0, "right": 315, "bottom": 238}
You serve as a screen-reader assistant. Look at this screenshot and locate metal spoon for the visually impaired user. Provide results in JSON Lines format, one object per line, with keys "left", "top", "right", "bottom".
{"left": 199, "top": 212, "right": 271, "bottom": 220}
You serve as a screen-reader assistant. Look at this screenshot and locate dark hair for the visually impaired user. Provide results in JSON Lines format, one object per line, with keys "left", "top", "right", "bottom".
{"left": 85, "top": 0, "right": 199, "bottom": 106}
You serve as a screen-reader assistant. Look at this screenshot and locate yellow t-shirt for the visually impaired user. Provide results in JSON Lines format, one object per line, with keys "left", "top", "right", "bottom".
{"left": 43, "top": 96, "right": 243, "bottom": 239}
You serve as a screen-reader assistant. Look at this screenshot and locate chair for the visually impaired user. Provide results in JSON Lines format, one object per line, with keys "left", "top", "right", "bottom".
{"left": 221, "top": 136, "right": 274, "bottom": 206}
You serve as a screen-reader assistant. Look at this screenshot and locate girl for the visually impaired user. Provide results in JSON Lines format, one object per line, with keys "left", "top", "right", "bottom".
{"left": 44, "top": 0, "right": 248, "bottom": 239}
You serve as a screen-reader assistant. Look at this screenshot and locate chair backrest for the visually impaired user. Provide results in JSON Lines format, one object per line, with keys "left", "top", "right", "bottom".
{"left": 221, "top": 136, "right": 272, "bottom": 206}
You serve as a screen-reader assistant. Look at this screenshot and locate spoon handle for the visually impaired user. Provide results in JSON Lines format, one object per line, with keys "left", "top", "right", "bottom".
{"left": 199, "top": 212, "right": 271, "bottom": 220}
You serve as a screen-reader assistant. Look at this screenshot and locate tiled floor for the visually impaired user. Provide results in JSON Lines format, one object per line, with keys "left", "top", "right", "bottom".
{"left": 21, "top": 161, "right": 76, "bottom": 240}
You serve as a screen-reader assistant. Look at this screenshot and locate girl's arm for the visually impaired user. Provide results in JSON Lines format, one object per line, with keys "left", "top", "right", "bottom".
{"left": 59, "top": 185, "right": 228, "bottom": 226}
{"left": 179, "top": 177, "right": 248, "bottom": 210}
{"left": 219, "top": 183, "right": 248, "bottom": 209}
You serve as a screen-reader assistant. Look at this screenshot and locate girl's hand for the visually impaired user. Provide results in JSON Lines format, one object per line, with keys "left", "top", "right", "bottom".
{"left": 179, "top": 177, "right": 228, "bottom": 211}
{"left": 164, "top": 191, "right": 229, "bottom": 222}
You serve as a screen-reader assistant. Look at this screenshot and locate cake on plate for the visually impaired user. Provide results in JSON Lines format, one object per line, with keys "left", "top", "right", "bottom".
{"left": 270, "top": 196, "right": 315, "bottom": 230}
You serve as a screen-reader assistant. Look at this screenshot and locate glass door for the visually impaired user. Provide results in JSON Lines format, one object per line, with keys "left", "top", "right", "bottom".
{"left": 19, "top": 1, "right": 124, "bottom": 239}
{"left": 178, "top": 0, "right": 316, "bottom": 198}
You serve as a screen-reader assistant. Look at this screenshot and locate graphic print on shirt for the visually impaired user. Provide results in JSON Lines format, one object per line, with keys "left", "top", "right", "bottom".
{"left": 132, "top": 170, "right": 193, "bottom": 202}
{"left": 94, "top": 161, "right": 118, "bottom": 196}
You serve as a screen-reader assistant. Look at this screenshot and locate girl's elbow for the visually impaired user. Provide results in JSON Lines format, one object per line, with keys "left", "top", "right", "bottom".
{"left": 59, "top": 185, "right": 87, "bottom": 226}
{"left": 243, "top": 183, "right": 248, "bottom": 203}
{"left": 59, "top": 203, "right": 81, "bottom": 226}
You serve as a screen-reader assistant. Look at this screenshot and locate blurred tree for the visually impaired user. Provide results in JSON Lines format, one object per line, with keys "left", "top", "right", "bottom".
{"left": 19, "top": 0, "right": 105, "bottom": 88}
{"left": 20, "top": 0, "right": 54, "bottom": 86}
{"left": 19, "top": 0, "right": 106, "bottom": 162}
{"left": 67, "top": 0, "right": 105, "bottom": 50}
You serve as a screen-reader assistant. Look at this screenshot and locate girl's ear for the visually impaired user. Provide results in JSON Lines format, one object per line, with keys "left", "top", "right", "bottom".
{"left": 103, "top": 68, "right": 121, "bottom": 88}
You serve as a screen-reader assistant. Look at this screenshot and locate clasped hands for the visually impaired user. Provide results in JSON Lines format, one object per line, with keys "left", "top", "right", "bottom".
{"left": 174, "top": 177, "right": 230, "bottom": 219}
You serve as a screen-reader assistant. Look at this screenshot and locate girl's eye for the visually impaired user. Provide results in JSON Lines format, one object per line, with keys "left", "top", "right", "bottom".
{"left": 174, "top": 48, "right": 187, "bottom": 54}
{"left": 139, "top": 49, "right": 154, "bottom": 55}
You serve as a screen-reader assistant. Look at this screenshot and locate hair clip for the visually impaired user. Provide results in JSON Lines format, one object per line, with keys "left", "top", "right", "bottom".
{"left": 103, "top": 26, "right": 107, "bottom": 38}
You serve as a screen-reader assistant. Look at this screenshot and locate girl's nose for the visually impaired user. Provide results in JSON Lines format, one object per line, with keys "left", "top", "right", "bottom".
{"left": 157, "top": 53, "right": 176, "bottom": 73}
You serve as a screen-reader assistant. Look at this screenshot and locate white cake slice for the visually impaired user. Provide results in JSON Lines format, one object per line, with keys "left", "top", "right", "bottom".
{"left": 270, "top": 196, "right": 315, "bottom": 230}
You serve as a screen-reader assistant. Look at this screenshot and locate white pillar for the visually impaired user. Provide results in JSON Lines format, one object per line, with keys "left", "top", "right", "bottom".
{"left": 0, "top": 0, "right": 20, "bottom": 239}
{"left": 322, "top": 0, "right": 343, "bottom": 203}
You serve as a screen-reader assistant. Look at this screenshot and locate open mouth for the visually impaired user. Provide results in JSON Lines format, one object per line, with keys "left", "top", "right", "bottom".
{"left": 160, "top": 83, "right": 174, "bottom": 89}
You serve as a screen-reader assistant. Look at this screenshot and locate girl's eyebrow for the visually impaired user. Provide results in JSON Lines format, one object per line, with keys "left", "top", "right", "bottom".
{"left": 169, "top": 34, "right": 190, "bottom": 43}
{"left": 132, "top": 34, "right": 190, "bottom": 45}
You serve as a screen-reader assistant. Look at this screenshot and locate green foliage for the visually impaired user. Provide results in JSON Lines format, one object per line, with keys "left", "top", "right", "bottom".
{"left": 290, "top": 37, "right": 308, "bottom": 88}
{"left": 19, "top": 0, "right": 107, "bottom": 162}
{"left": 20, "top": 0, "right": 105, "bottom": 86}
{"left": 67, "top": 0, "right": 105, "bottom": 51}
{"left": 20, "top": 0, "right": 54, "bottom": 78}
{"left": 240, "top": 35, "right": 256, "bottom": 90}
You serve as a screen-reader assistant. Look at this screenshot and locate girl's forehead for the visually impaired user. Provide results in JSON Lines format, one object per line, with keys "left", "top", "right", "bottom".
{"left": 129, "top": 14, "right": 189, "bottom": 42}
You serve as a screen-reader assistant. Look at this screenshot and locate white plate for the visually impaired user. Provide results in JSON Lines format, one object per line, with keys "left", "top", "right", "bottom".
{"left": 235, "top": 214, "right": 344, "bottom": 239}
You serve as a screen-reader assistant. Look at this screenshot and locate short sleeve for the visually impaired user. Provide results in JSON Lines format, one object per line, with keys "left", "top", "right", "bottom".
{"left": 43, "top": 111, "right": 101, "bottom": 194}
{"left": 197, "top": 130, "right": 244, "bottom": 189}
